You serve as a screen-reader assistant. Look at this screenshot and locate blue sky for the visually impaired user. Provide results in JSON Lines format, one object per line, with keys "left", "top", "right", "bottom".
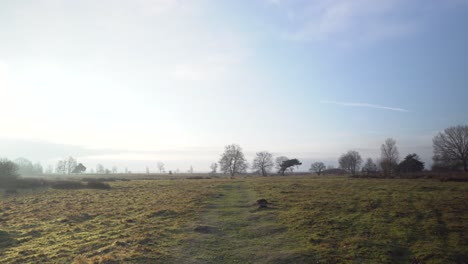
{"left": 1, "top": 0, "right": 467, "bottom": 172}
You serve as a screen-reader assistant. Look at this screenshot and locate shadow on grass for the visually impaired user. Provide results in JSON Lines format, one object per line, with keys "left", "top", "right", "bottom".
{"left": 0, "top": 230, "right": 17, "bottom": 252}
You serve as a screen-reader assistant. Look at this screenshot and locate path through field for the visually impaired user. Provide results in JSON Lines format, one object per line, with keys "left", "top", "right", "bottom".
{"left": 174, "top": 180, "right": 312, "bottom": 263}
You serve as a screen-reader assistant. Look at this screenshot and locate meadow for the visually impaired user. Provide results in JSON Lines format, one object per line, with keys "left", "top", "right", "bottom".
{"left": 1, "top": 176, "right": 467, "bottom": 263}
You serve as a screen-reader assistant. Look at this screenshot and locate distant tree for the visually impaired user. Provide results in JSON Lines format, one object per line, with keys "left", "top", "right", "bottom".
{"left": 210, "top": 163, "right": 218, "bottom": 174}
{"left": 252, "top": 151, "right": 274, "bottom": 176}
{"left": 188, "top": 166, "right": 194, "bottom": 174}
{"left": 362, "top": 158, "right": 378, "bottom": 174}
{"left": 433, "top": 125, "right": 468, "bottom": 172}
{"left": 56, "top": 160, "right": 67, "bottom": 174}
{"left": 72, "top": 163, "right": 87, "bottom": 174}
{"left": 15, "top": 157, "right": 34, "bottom": 176}
{"left": 33, "top": 163, "right": 43, "bottom": 174}
{"left": 310, "top": 162, "right": 326, "bottom": 175}
{"left": 380, "top": 138, "right": 399, "bottom": 177}
{"left": 219, "top": 144, "right": 248, "bottom": 176}
{"left": 66, "top": 157, "right": 77, "bottom": 174}
{"left": 112, "top": 166, "right": 118, "bottom": 174}
{"left": 96, "top": 164, "right": 105, "bottom": 174}
{"left": 146, "top": 167, "right": 150, "bottom": 174}
{"left": 45, "top": 164, "right": 53, "bottom": 174}
{"left": 0, "top": 159, "right": 19, "bottom": 185}
{"left": 105, "top": 169, "right": 111, "bottom": 174}
{"left": 157, "top": 162, "right": 165, "bottom": 173}
{"left": 398, "top": 154, "right": 424, "bottom": 173}
{"left": 339, "top": 150, "right": 362, "bottom": 175}
{"left": 279, "top": 159, "right": 302, "bottom": 176}
{"left": 275, "top": 156, "right": 289, "bottom": 173}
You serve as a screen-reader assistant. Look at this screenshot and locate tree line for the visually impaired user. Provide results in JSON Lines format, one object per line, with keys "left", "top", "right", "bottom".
{"left": 1, "top": 125, "right": 467, "bottom": 183}
{"left": 216, "top": 125, "right": 468, "bottom": 176}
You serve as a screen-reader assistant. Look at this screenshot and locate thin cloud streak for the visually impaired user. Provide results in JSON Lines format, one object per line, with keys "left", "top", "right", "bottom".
{"left": 321, "top": 100, "right": 409, "bottom": 112}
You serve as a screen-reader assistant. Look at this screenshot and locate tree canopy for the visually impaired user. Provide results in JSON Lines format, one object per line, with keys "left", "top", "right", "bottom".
{"left": 433, "top": 125, "right": 468, "bottom": 172}
{"left": 278, "top": 159, "right": 302, "bottom": 176}
{"left": 219, "top": 144, "right": 248, "bottom": 176}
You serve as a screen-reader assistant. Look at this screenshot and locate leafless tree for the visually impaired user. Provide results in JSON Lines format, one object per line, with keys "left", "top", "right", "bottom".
{"left": 219, "top": 144, "right": 248, "bottom": 176}
{"left": 188, "top": 166, "right": 194, "bottom": 174}
{"left": 15, "top": 158, "right": 33, "bottom": 175}
{"left": 252, "top": 151, "right": 274, "bottom": 176}
{"left": 0, "top": 159, "right": 19, "bottom": 184}
{"left": 339, "top": 150, "right": 362, "bottom": 175}
{"left": 380, "top": 138, "right": 399, "bottom": 176}
{"left": 66, "top": 156, "right": 77, "bottom": 174}
{"left": 310, "top": 162, "right": 326, "bottom": 175}
{"left": 362, "top": 158, "right": 378, "bottom": 174}
{"left": 157, "top": 162, "right": 165, "bottom": 173}
{"left": 275, "top": 156, "right": 289, "bottom": 173}
{"left": 112, "top": 166, "right": 118, "bottom": 174}
{"left": 146, "top": 167, "right": 150, "bottom": 174}
{"left": 433, "top": 125, "right": 468, "bottom": 171}
{"left": 56, "top": 160, "right": 66, "bottom": 174}
{"left": 33, "top": 163, "right": 43, "bottom": 174}
{"left": 96, "top": 164, "right": 105, "bottom": 174}
{"left": 210, "top": 163, "right": 218, "bottom": 174}
{"left": 45, "top": 164, "right": 53, "bottom": 174}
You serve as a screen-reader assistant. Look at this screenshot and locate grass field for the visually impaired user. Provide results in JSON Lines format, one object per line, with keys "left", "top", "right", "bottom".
{"left": 1, "top": 176, "right": 467, "bottom": 263}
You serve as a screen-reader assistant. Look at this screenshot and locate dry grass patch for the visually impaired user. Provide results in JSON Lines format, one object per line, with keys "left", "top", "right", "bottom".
{"left": 0, "top": 179, "right": 225, "bottom": 263}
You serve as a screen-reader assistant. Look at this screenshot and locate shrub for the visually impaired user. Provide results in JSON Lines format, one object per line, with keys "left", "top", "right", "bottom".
{"left": 86, "top": 181, "right": 111, "bottom": 190}
{"left": 51, "top": 181, "right": 86, "bottom": 189}
{"left": 0, "top": 159, "right": 19, "bottom": 186}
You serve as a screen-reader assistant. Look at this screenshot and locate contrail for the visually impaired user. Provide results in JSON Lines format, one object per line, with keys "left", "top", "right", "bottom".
{"left": 321, "top": 100, "right": 409, "bottom": 112}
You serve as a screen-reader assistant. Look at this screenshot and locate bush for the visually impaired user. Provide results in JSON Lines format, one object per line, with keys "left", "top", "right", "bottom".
{"left": 86, "top": 181, "right": 111, "bottom": 190}
{"left": 0, "top": 159, "right": 19, "bottom": 186}
{"left": 51, "top": 181, "right": 86, "bottom": 189}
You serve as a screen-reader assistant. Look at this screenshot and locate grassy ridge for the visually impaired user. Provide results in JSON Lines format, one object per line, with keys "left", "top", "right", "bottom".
{"left": 1, "top": 176, "right": 467, "bottom": 263}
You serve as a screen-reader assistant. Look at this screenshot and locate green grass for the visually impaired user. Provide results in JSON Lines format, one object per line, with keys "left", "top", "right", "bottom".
{"left": 1, "top": 176, "right": 467, "bottom": 263}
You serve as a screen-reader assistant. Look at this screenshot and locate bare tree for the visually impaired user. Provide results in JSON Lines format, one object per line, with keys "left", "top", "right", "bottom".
{"left": 112, "top": 166, "right": 118, "bottom": 174}
{"left": 33, "top": 163, "right": 43, "bottom": 174}
{"left": 275, "top": 156, "right": 289, "bottom": 173}
{"left": 433, "top": 125, "right": 468, "bottom": 172}
{"left": 146, "top": 167, "right": 150, "bottom": 174}
{"left": 188, "top": 166, "right": 194, "bottom": 174}
{"left": 96, "top": 164, "right": 105, "bottom": 174}
{"left": 310, "top": 162, "right": 326, "bottom": 175}
{"left": 0, "top": 159, "right": 19, "bottom": 185}
{"left": 219, "top": 144, "right": 248, "bottom": 176}
{"left": 56, "top": 160, "right": 66, "bottom": 174}
{"left": 339, "top": 150, "right": 362, "bottom": 175}
{"left": 362, "top": 158, "right": 378, "bottom": 174}
{"left": 380, "top": 138, "right": 399, "bottom": 176}
{"left": 45, "top": 164, "right": 53, "bottom": 174}
{"left": 15, "top": 158, "right": 34, "bottom": 176}
{"left": 157, "top": 162, "right": 165, "bottom": 173}
{"left": 209, "top": 163, "right": 218, "bottom": 174}
{"left": 66, "top": 156, "right": 77, "bottom": 174}
{"left": 252, "top": 151, "right": 274, "bottom": 176}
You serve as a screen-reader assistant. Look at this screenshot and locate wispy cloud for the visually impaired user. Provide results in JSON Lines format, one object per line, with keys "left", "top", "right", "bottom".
{"left": 321, "top": 100, "right": 409, "bottom": 112}
{"left": 274, "top": 0, "right": 418, "bottom": 44}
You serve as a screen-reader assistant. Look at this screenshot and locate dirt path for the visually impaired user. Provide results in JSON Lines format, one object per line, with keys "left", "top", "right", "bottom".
{"left": 172, "top": 180, "right": 310, "bottom": 264}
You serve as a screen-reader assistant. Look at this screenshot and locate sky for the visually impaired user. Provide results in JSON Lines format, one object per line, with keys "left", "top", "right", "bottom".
{"left": 1, "top": 0, "right": 467, "bottom": 172}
